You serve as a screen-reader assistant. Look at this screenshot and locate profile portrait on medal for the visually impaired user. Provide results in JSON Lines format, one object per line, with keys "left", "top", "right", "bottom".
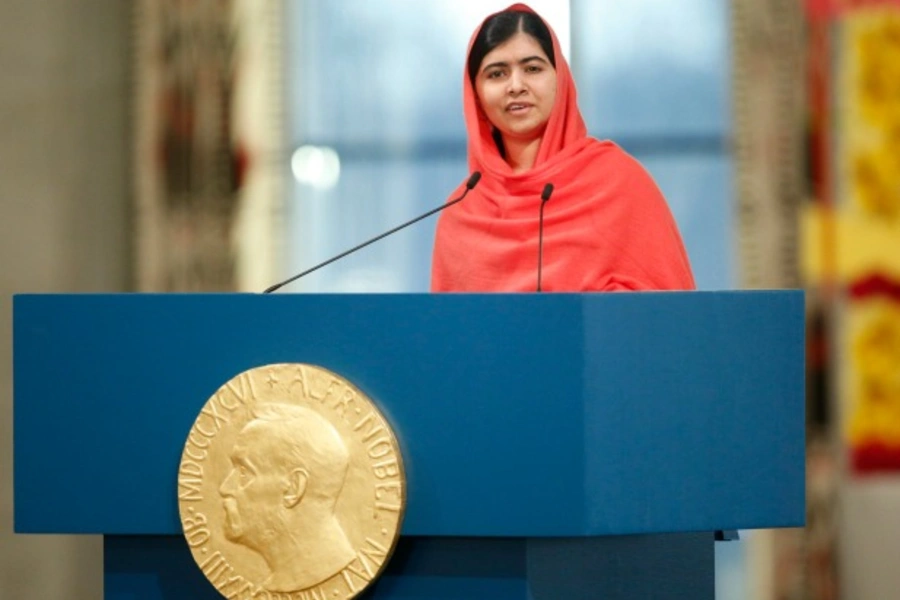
{"left": 218, "top": 402, "right": 356, "bottom": 592}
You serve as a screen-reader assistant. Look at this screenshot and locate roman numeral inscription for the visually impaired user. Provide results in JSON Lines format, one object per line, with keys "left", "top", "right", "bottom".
{"left": 178, "top": 458, "right": 203, "bottom": 502}
{"left": 180, "top": 372, "right": 259, "bottom": 502}
{"left": 221, "top": 373, "right": 259, "bottom": 408}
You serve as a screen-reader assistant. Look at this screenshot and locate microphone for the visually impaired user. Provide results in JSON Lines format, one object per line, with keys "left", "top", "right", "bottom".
{"left": 536, "top": 183, "right": 554, "bottom": 292}
{"left": 263, "top": 171, "right": 482, "bottom": 293}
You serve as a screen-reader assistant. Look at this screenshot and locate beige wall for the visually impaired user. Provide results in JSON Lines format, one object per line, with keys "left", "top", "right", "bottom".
{"left": 1, "top": 1, "right": 131, "bottom": 597}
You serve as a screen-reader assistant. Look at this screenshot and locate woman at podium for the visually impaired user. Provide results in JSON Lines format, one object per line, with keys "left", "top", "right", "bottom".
{"left": 431, "top": 3, "right": 695, "bottom": 293}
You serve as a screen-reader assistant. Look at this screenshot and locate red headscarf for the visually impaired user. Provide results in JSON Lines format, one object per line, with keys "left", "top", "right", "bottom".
{"left": 431, "top": 4, "right": 696, "bottom": 292}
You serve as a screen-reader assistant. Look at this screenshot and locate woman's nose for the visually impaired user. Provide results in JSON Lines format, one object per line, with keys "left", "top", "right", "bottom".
{"left": 508, "top": 70, "right": 526, "bottom": 94}
{"left": 219, "top": 470, "right": 235, "bottom": 496}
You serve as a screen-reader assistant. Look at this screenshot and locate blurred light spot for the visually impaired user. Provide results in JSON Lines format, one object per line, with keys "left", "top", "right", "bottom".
{"left": 291, "top": 145, "right": 341, "bottom": 190}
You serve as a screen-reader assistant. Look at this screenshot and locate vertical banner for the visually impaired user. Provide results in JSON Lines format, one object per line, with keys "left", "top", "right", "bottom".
{"left": 732, "top": 0, "right": 806, "bottom": 290}
{"left": 735, "top": 1, "right": 840, "bottom": 597}
{"left": 838, "top": 6, "right": 900, "bottom": 472}
{"left": 801, "top": 4, "right": 900, "bottom": 599}
{"left": 135, "top": 0, "right": 284, "bottom": 292}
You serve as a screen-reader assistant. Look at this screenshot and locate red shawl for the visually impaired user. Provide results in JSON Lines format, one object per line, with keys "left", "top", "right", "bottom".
{"left": 431, "top": 3, "right": 696, "bottom": 292}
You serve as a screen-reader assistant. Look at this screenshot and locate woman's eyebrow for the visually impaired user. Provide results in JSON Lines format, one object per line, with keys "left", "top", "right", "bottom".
{"left": 481, "top": 55, "right": 548, "bottom": 75}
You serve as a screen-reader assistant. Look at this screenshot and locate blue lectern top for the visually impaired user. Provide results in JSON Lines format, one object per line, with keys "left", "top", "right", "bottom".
{"left": 13, "top": 292, "right": 804, "bottom": 537}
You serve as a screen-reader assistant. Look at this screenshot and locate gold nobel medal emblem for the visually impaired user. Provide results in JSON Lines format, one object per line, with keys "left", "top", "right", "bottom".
{"left": 178, "top": 364, "right": 406, "bottom": 599}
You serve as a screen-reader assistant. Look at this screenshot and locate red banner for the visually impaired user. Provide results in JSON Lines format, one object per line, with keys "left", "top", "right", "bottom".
{"left": 807, "top": 0, "right": 900, "bottom": 18}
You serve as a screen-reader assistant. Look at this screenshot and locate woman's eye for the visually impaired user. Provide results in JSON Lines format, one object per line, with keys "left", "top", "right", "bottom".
{"left": 487, "top": 70, "right": 504, "bottom": 79}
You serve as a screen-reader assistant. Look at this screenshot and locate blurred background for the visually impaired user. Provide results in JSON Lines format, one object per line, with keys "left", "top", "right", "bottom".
{"left": 2, "top": 0, "right": 899, "bottom": 598}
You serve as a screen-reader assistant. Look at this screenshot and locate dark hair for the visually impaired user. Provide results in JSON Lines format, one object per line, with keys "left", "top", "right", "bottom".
{"left": 467, "top": 10, "right": 556, "bottom": 85}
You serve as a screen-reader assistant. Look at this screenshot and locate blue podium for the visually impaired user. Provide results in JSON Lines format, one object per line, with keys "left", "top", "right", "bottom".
{"left": 13, "top": 292, "right": 805, "bottom": 599}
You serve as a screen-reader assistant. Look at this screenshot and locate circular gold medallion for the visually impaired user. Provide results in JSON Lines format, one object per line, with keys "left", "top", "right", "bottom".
{"left": 178, "top": 364, "right": 406, "bottom": 599}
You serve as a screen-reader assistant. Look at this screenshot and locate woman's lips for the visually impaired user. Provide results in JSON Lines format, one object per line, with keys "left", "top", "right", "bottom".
{"left": 506, "top": 103, "right": 533, "bottom": 114}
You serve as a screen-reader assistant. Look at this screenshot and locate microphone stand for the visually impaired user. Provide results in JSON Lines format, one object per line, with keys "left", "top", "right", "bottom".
{"left": 536, "top": 183, "right": 555, "bottom": 292}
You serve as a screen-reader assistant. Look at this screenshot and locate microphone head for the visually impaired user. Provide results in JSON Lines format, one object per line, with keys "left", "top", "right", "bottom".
{"left": 466, "top": 171, "right": 482, "bottom": 189}
{"left": 541, "top": 183, "right": 554, "bottom": 202}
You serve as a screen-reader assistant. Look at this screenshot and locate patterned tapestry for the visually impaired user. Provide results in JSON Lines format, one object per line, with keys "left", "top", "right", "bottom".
{"left": 135, "top": 0, "right": 284, "bottom": 292}
{"left": 836, "top": 4, "right": 900, "bottom": 472}
{"left": 734, "top": 1, "right": 838, "bottom": 598}
{"left": 732, "top": 0, "right": 806, "bottom": 290}
{"left": 803, "top": 0, "right": 900, "bottom": 473}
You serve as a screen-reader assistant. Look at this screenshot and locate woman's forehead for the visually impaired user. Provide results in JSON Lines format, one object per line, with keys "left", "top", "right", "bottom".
{"left": 479, "top": 32, "right": 549, "bottom": 66}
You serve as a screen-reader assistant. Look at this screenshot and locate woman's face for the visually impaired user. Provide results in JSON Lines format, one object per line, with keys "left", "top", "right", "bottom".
{"left": 475, "top": 31, "right": 557, "bottom": 145}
